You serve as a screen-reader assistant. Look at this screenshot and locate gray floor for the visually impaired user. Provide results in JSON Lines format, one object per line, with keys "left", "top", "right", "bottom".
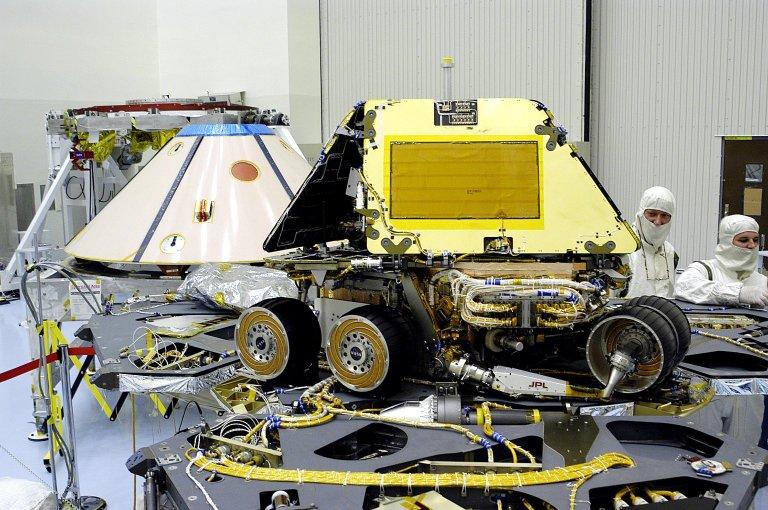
{"left": 0, "top": 299, "right": 184, "bottom": 510}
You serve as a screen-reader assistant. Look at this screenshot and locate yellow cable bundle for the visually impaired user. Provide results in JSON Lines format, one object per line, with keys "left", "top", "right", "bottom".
{"left": 215, "top": 383, "right": 634, "bottom": 510}
{"left": 537, "top": 302, "right": 585, "bottom": 316}
{"left": 75, "top": 131, "right": 116, "bottom": 163}
{"left": 126, "top": 128, "right": 179, "bottom": 154}
{"left": 185, "top": 449, "right": 634, "bottom": 510}
{"left": 479, "top": 402, "right": 537, "bottom": 464}
{"left": 278, "top": 405, "right": 335, "bottom": 429}
{"left": 279, "top": 413, "right": 335, "bottom": 428}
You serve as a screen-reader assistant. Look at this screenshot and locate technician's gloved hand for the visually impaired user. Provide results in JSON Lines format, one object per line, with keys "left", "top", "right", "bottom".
{"left": 738, "top": 285, "right": 768, "bottom": 306}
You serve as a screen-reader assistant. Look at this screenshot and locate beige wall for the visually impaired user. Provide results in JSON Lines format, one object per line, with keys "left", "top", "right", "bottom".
{"left": 156, "top": 0, "right": 321, "bottom": 157}
{"left": 591, "top": 0, "right": 768, "bottom": 265}
{"left": 288, "top": 0, "right": 322, "bottom": 160}
{"left": 0, "top": 0, "right": 323, "bottom": 251}
{"left": 319, "top": 0, "right": 588, "bottom": 141}
{"left": 157, "top": 0, "right": 290, "bottom": 111}
{"left": 0, "top": 0, "right": 160, "bottom": 248}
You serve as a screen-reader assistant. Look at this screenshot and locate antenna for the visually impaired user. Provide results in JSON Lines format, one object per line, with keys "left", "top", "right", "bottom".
{"left": 441, "top": 56, "right": 455, "bottom": 100}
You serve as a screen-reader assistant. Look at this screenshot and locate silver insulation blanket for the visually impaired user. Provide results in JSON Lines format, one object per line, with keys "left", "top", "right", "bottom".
{"left": 178, "top": 263, "right": 298, "bottom": 311}
{"left": 118, "top": 365, "right": 238, "bottom": 394}
{"left": 712, "top": 378, "right": 768, "bottom": 395}
{"left": 0, "top": 478, "right": 56, "bottom": 510}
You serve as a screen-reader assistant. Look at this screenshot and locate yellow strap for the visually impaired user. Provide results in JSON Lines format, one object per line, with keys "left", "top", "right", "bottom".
{"left": 149, "top": 393, "right": 168, "bottom": 415}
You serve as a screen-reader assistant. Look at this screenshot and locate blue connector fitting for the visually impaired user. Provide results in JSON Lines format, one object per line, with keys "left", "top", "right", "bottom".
{"left": 491, "top": 432, "right": 507, "bottom": 443}
{"left": 265, "top": 414, "right": 281, "bottom": 429}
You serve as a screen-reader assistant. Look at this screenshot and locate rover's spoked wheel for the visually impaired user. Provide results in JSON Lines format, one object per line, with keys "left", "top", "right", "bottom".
{"left": 326, "top": 305, "right": 406, "bottom": 393}
{"left": 237, "top": 309, "right": 287, "bottom": 378}
{"left": 586, "top": 305, "right": 678, "bottom": 397}
{"left": 235, "top": 298, "right": 321, "bottom": 383}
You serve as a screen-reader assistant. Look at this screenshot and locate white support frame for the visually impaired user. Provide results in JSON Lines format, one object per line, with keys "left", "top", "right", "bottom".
{"left": 1, "top": 154, "right": 72, "bottom": 291}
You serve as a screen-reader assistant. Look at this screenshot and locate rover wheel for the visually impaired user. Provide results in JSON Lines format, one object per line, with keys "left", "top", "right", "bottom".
{"left": 235, "top": 298, "right": 320, "bottom": 383}
{"left": 326, "top": 305, "right": 407, "bottom": 393}
{"left": 586, "top": 305, "right": 678, "bottom": 395}
{"left": 627, "top": 295, "right": 690, "bottom": 366}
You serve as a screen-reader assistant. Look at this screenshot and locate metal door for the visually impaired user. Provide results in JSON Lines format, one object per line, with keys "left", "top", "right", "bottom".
{"left": 721, "top": 138, "right": 768, "bottom": 250}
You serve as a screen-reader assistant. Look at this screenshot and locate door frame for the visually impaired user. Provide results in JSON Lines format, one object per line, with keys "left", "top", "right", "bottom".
{"left": 719, "top": 135, "right": 768, "bottom": 248}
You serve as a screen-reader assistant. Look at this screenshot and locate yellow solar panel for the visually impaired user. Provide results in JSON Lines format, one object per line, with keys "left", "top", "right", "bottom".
{"left": 389, "top": 141, "right": 539, "bottom": 219}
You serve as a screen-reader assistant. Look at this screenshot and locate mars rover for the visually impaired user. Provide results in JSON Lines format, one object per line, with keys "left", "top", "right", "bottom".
{"left": 235, "top": 98, "right": 689, "bottom": 399}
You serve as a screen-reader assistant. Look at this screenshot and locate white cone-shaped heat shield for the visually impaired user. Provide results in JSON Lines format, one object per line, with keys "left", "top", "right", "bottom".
{"left": 65, "top": 124, "right": 310, "bottom": 264}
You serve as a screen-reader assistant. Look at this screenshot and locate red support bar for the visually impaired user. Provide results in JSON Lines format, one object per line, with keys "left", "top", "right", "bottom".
{"left": 0, "top": 347, "right": 96, "bottom": 383}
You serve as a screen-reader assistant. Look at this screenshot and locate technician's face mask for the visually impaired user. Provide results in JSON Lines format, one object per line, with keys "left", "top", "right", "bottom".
{"left": 637, "top": 210, "right": 672, "bottom": 249}
{"left": 635, "top": 187, "right": 676, "bottom": 250}
{"left": 716, "top": 231, "right": 759, "bottom": 275}
{"left": 714, "top": 215, "right": 761, "bottom": 277}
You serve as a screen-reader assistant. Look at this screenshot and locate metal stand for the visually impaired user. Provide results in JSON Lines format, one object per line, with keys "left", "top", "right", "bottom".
{"left": 31, "top": 236, "right": 59, "bottom": 501}
{"left": 57, "top": 339, "right": 107, "bottom": 510}
{"left": 58, "top": 342, "right": 80, "bottom": 500}
{"left": 32, "top": 321, "right": 109, "bottom": 509}
{"left": 77, "top": 497, "right": 108, "bottom": 510}
{"left": 24, "top": 235, "right": 106, "bottom": 509}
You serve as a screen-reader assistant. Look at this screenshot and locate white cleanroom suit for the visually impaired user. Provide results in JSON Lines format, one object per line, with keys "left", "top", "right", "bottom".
{"left": 675, "top": 215, "right": 768, "bottom": 306}
{"left": 626, "top": 187, "right": 677, "bottom": 298}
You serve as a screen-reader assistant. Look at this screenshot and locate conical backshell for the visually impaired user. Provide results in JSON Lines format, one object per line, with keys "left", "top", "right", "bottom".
{"left": 65, "top": 124, "right": 310, "bottom": 264}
